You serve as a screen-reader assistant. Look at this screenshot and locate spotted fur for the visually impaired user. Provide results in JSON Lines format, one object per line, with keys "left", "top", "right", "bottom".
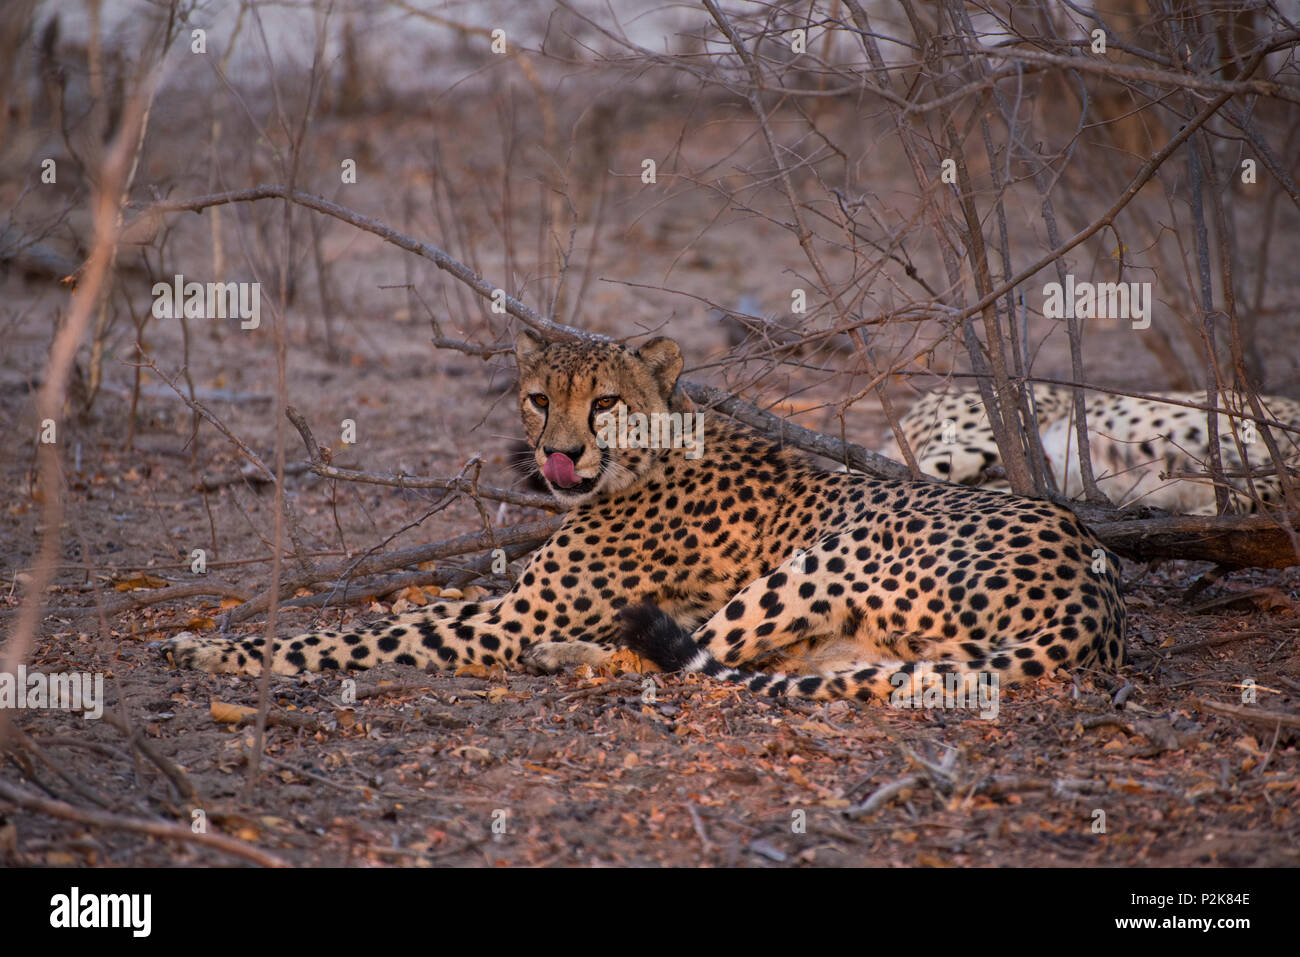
{"left": 874, "top": 384, "right": 1072, "bottom": 489}
{"left": 158, "top": 336, "right": 1126, "bottom": 703}
{"left": 878, "top": 385, "right": 1300, "bottom": 514}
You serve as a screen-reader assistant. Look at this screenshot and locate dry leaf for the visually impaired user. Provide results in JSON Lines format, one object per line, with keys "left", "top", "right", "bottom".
{"left": 1232, "top": 735, "right": 1261, "bottom": 754}
{"left": 210, "top": 701, "right": 257, "bottom": 724}
{"left": 114, "top": 573, "right": 169, "bottom": 591}
{"left": 450, "top": 745, "right": 491, "bottom": 763}
{"left": 455, "top": 662, "right": 493, "bottom": 679}
{"left": 796, "top": 720, "right": 842, "bottom": 737}
{"left": 398, "top": 586, "right": 428, "bottom": 605}
{"left": 605, "top": 647, "right": 654, "bottom": 673}
{"left": 916, "top": 853, "right": 953, "bottom": 868}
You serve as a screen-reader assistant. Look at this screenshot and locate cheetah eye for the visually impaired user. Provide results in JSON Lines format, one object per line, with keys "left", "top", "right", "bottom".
{"left": 593, "top": 395, "right": 619, "bottom": 411}
{"left": 529, "top": 393, "right": 549, "bottom": 409}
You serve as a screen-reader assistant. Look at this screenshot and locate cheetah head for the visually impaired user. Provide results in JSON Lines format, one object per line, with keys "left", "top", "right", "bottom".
{"left": 516, "top": 331, "right": 685, "bottom": 506}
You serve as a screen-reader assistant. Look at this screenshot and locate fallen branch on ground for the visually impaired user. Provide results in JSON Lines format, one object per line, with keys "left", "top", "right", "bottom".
{"left": 0, "top": 580, "right": 250, "bottom": 622}
{"left": 219, "top": 518, "right": 561, "bottom": 628}
{"left": 1194, "top": 697, "right": 1300, "bottom": 732}
{"left": 1156, "top": 629, "right": 1297, "bottom": 658}
{"left": 101, "top": 709, "right": 200, "bottom": 805}
{"left": 1084, "top": 512, "right": 1300, "bottom": 569}
{"left": 270, "top": 540, "right": 535, "bottom": 614}
{"left": 0, "top": 778, "right": 289, "bottom": 867}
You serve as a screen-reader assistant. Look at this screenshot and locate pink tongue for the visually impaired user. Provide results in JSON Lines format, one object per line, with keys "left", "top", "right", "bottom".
{"left": 542, "top": 452, "right": 580, "bottom": 488}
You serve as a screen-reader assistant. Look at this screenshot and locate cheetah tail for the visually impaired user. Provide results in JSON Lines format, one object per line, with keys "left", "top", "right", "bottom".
{"left": 618, "top": 603, "right": 910, "bottom": 704}
{"left": 618, "top": 603, "right": 718, "bottom": 673}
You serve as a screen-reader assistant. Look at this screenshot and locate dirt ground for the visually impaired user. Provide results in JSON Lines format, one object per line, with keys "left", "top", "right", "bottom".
{"left": 4, "top": 547, "right": 1300, "bottom": 867}
{"left": 3, "top": 19, "right": 1300, "bottom": 867}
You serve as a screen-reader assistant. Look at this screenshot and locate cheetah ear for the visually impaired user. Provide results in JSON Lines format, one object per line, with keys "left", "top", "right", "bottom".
{"left": 637, "top": 337, "right": 683, "bottom": 396}
{"left": 515, "top": 330, "right": 547, "bottom": 364}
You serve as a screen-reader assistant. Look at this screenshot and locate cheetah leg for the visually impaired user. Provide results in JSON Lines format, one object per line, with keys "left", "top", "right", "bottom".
{"left": 382, "top": 598, "right": 502, "bottom": 624}
{"left": 621, "top": 605, "right": 1118, "bottom": 705}
{"left": 157, "top": 599, "right": 522, "bottom": 675}
{"left": 688, "top": 536, "right": 867, "bottom": 668}
{"left": 519, "top": 640, "right": 610, "bottom": 673}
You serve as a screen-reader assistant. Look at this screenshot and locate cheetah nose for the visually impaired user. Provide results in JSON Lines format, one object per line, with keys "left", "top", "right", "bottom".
{"left": 542, "top": 450, "right": 581, "bottom": 488}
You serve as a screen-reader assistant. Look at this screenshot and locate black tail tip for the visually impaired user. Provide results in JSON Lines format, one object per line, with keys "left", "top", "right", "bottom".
{"left": 617, "top": 603, "right": 699, "bottom": 672}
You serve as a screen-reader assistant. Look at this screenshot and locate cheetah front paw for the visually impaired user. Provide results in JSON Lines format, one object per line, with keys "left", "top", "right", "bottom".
{"left": 152, "top": 631, "right": 244, "bottom": 674}
{"left": 520, "top": 641, "right": 610, "bottom": 674}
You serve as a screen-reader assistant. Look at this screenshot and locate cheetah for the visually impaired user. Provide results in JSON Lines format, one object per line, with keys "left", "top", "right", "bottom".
{"left": 875, "top": 383, "right": 1073, "bottom": 489}
{"left": 1042, "top": 392, "right": 1300, "bottom": 513}
{"left": 158, "top": 334, "right": 1126, "bottom": 703}
{"left": 877, "top": 385, "right": 1300, "bottom": 514}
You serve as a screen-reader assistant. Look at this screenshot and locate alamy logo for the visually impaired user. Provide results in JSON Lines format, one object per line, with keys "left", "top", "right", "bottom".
{"left": 49, "top": 887, "right": 151, "bottom": 937}
{"left": 595, "top": 408, "right": 704, "bottom": 460}
{"left": 890, "top": 670, "right": 999, "bottom": 719}
{"left": 1042, "top": 275, "right": 1151, "bottom": 329}
{"left": 0, "top": 666, "right": 104, "bottom": 720}
{"left": 151, "top": 273, "right": 261, "bottom": 329}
